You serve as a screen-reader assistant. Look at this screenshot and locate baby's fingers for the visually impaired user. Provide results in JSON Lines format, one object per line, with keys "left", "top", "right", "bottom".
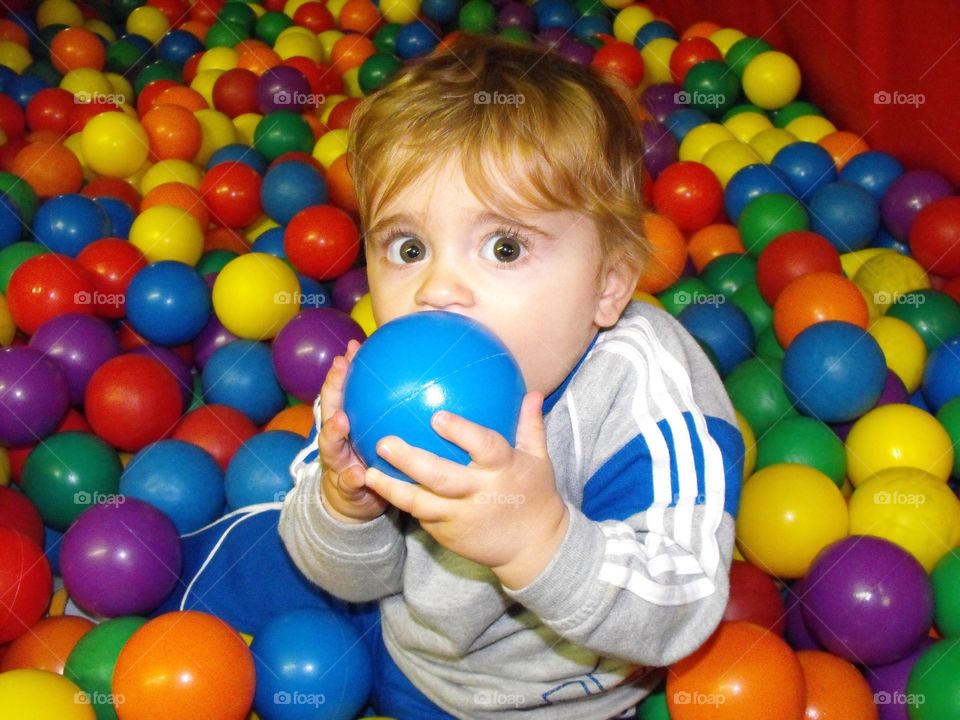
{"left": 318, "top": 410, "right": 354, "bottom": 470}
{"left": 345, "top": 338, "right": 362, "bottom": 363}
{"left": 319, "top": 355, "right": 349, "bottom": 425}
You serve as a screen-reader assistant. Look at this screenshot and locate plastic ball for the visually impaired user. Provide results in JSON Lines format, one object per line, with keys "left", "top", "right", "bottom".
{"left": 635, "top": 212, "right": 686, "bottom": 293}
{"left": 845, "top": 403, "right": 954, "bottom": 486}
{"left": 202, "top": 340, "right": 286, "bottom": 424}
{"left": 76, "top": 238, "right": 148, "bottom": 319}
{"left": 807, "top": 180, "right": 881, "bottom": 252}
{"left": 142, "top": 102, "right": 203, "bottom": 162}
{"left": 723, "top": 355, "right": 796, "bottom": 435}
{"left": 701, "top": 140, "right": 761, "bottom": 187}
{"left": 867, "top": 315, "right": 926, "bottom": 393}
{"left": 773, "top": 271, "right": 869, "bottom": 347}
{"left": 880, "top": 169, "right": 954, "bottom": 241}
{"left": 723, "top": 110, "right": 773, "bottom": 144}
{"left": 907, "top": 639, "right": 960, "bottom": 720}
{"left": 910, "top": 196, "right": 960, "bottom": 277}
{"left": 723, "top": 559, "right": 786, "bottom": 634}
{"left": 887, "top": 289, "right": 960, "bottom": 352}
{"left": 172, "top": 403, "right": 259, "bottom": 470}
{"left": 756, "top": 415, "right": 846, "bottom": 486}
{"left": 0, "top": 669, "right": 94, "bottom": 720}
{"left": 796, "top": 650, "right": 880, "bottom": 720}
{"left": 756, "top": 231, "right": 841, "bottom": 305}
{"left": 668, "top": 36, "right": 722, "bottom": 85}
{"left": 284, "top": 204, "right": 360, "bottom": 280}
{"left": 28, "top": 314, "right": 119, "bottom": 406}
{"left": 0, "top": 527, "right": 52, "bottom": 644}
{"left": 677, "top": 121, "right": 735, "bottom": 162}
{"left": 0, "top": 345, "right": 70, "bottom": 448}
{"left": 129, "top": 204, "right": 204, "bottom": 265}
{"left": 681, "top": 59, "right": 738, "bottom": 116}
{"left": 687, "top": 224, "right": 745, "bottom": 273}
{"left": 79, "top": 111, "right": 149, "bottom": 178}
{"left": 253, "top": 109, "right": 313, "bottom": 162}
{"left": 742, "top": 51, "right": 801, "bottom": 109}
{"left": 114, "top": 611, "right": 255, "bottom": 719}
{"left": 723, "top": 163, "right": 791, "bottom": 223}
{"left": 261, "top": 159, "right": 327, "bottom": 225}
{"left": 853, "top": 250, "right": 929, "bottom": 313}
{"left": 678, "top": 300, "right": 754, "bottom": 376}
{"left": 394, "top": 21, "right": 439, "bottom": 60}
{"left": 200, "top": 160, "right": 263, "bottom": 228}
{"left": 344, "top": 312, "right": 526, "bottom": 483}
{"left": 11, "top": 140, "right": 84, "bottom": 198}
{"left": 738, "top": 192, "right": 809, "bottom": 255}
{"left": 212, "top": 253, "right": 300, "bottom": 340}
{"left": 124, "top": 261, "right": 212, "bottom": 346}
{"left": 770, "top": 140, "right": 836, "bottom": 200}
{"left": 0, "top": 615, "right": 94, "bottom": 673}
{"left": 651, "top": 161, "right": 722, "bottom": 231}
{"left": 224, "top": 430, "right": 304, "bottom": 509}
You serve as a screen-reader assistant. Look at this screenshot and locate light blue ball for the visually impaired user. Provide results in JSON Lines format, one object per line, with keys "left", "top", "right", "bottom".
{"left": 202, "top": 340, "right": 286, "bottom": 425}
{"left": 225, "top": 430, "right": 304, "bottom": 509}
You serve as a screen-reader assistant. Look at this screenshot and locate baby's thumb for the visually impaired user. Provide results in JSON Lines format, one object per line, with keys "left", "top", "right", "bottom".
{"left": 515, "top": 391, "right": 547, "bottom": 457}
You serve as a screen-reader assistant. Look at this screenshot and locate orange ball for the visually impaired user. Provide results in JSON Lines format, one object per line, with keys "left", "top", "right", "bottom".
{"left": 681, "top": 20, "right": 722, "bottom": 39}
{"left": 326, "top": 152, "right": 358, "bottom": 213}
{"left": 636, "top": 212, "right": 687, "bottom": 293}
{"left": 11, "top": 141, "right": 83, "bottom": 198}
{"left": 339, "top": 0, "right": 384, "bottom": 35}
{"left": 142, "top": 104, "right": 203, "bottom": 161}
{"left": 113, "top": 611, "right": 255, "bottom": 720}
{"left": 688, "top": 224, "right": 746, "bottom": 273}
{"left": 141, "top": 182, "right": 210, "bottom": 228}
{"left": 817, "top": 130, "right": 870, "bottom": 171}
{"left": 667, "top": 621, "right": 806, "bottom": 720}
{"left": 179, "top": 19, "right": 209, "bottom": 42}
{"left": 264, "top": 404, "right": 314, "bottom": 437}
{"left": 0, "top": 616, "right": 94, "bottom": 674}
{"left": 204, "top": 226, "right": 250, "bottom": 254}
{"left": 773, "top": 271, "right": 869, "bottom": 347}
{"left": 796, "top": 650, "right": 879, "bottom": 720}
{"left": 154, "top": 85, "right": 209, "bottom": 112}
{"left": 236, "top": 41, "right": 282, "bottom": 76}
{"left": 0, "top": 19, "right": 29, "bottom": 47}
{"left": 330, "top": 33, "right": 376, "bottom": 75}
{"left": 50, "top": 27, "right": 106, "bottom": 73}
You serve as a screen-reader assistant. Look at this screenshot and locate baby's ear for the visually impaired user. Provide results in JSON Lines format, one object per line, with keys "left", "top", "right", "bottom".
{"left": 595, "top": 257, "right": 639, "bottom": 328}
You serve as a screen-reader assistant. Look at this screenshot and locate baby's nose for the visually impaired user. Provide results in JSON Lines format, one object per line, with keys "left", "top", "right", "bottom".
{"left": 413, "top": 261, "right": 474, "bottom": 310}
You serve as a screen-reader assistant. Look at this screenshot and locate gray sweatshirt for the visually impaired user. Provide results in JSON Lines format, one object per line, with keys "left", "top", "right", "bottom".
{"left": 279, "top": 300, "right": 744, "bottom": 719}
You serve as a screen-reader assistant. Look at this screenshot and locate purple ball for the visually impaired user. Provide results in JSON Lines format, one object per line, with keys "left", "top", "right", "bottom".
{"left": 784, "top": 576, "right": 822, "bottom": 651}
{"left": 558, "top": 39, "right": 595, "bottom": 65}
{"left": 256, "top": 65, "right": 313, "bottom": 114}
{"left": 803, "top": 536, "right": 934, "bottom": 665}
{"left": 130, "top": 346, "right": 194, "bottom": 407}
{"left": 332, "top": 267, "right": 369, "bottom": 313}
{"left": 193, "top": 315, "right": 239, "bottom": 370}
{"left": 28, "top": 314, "right": 119, "bottom": 406}
{"left": 0, "top": 346, "right": 70, "bottom": 448}
{"left": 60, "top": 497, "right": 182, "bottom": 617}
{"left": 497, "top": 1, "right": 535, "bottom": 31}
{"left": 866, "top": 637, "right": 936, "bottom": 720}
{"left": 880, "top": 170, "right": 954, "bottom": 240}
{"left": 831, "top": 370, "right": 909, "bottom": 440}
{"left": 642, "top": 83, "right": 684, "bottom": 124}
{"left": 271, "top": 308, "right": 366, "bottom": 403}
{"left": 537, "top": 27, "right": 567, "bottom": 49}
{"left": 641, "top": 120, "right": 679, "bottom": 179}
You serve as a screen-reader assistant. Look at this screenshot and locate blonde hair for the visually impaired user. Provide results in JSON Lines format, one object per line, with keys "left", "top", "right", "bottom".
{"left": 348, "top": 33, "right": 648, "bottom": 278}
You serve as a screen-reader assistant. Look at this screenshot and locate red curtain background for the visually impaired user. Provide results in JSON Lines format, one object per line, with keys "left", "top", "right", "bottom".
{"left": 647, "top": 0, "right": 960, "bottom": 185}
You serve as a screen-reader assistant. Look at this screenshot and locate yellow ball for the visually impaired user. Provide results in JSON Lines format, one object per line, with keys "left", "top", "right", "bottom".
{"left": 736, "top": 409, "right": 757, "bottom": 480}
{"left": 742, "top": 51, "right": 801, "bottom": 110}
{"left": 631, "top": 289, "right": 665, "bottom": 310}
{"left": 379, "top": 0, "right": 421, "bottom": 24}
{"left": 857, "top": 284, "right": 882, "bottom": 323}
{"left": 0, "top": 447, "right": 9, "bottom": 486}
{"left": 212, "top": 254, "right": 301, "bottom": 340}
{"left": 197, "top": 47, "right": 239, "bottom": 73}
{"left": 0, "top": 294, "right": 14, "bottom": 347}
{"left": 867, "top": 316, "right": 927, "bottom": 393}
{"left": 105, "top": 72, "right": 133, "bottom": 103}
{"left": 784, "top": 114, "right": 837, "bottom": 143}
{"left": 0, "top": 669, "right": 95, "bottom": 720}
{"left": 63, "top": 132, "right": 94, "bottom": 181}
{"left": 80, "top": 111, "right": 149, "bottom": 178}
{"left": 84, "top": 18, "right": 116, "bottom": 42}
{"left": 312, "top": 128, "right": 350, "bottom": 169}
{"left": 61, "top": 68, "right": 113, "bottom": 99}
{"left": 37, "top": 0, "right": 84, "bottom": 28}
{"left": 678, "top": 122, "right": 736, "bottom": 163}
{"left": 701, "top": 139, "right": 761, "bottom": 188}
{"left": 349, "top": 292, "right": 377, "bottom": 336}
{"left": 275, "top": 29, "right": 322, "bottom": 62}
{"left": 233, "top": 112, "right": 263, "bottom": 145}
{"left": 735, "top": 463, "right": 848, "bottom": 579}
{"left": 723, "top": 111, "right": 773, "bottom": 144}
{"left": 141, "top": 159, "right": 203, "bottom": 193}
{"left": 318, "top": 30, "right": 345, "bottom": 63}
{"left": 342, "top": 66, "right": 363, "bottom": 98}
{"left": 613, "top": 6, "right": 655, "bottom": 44}
{"left": 190, "top": 69, "right": 223, "bottom": 108}
{"left": 748, "top": 127, "right": 797, "bottom": 163}
{"left": 284, "top": 0, "right": 314, "bottom": 15}
{"left": 853, "top": 251, "right": 930, "bottom": 313}
{"left": 640, "top": 38, "right": 677, "bottom": 85}
{"left": 244, "top": 215, "right": 278, "bottom": 242}
{"left": 839, "top": 247, "right": 892, "bottom": 278}
{"left": 845, "top": 403, "right": 954, "bottom": 486}
{"left": 195, "top": 108, "right": 238, "bottom": 166}
{"left": 601, "top": 0, "right": 634, "bottom": 10}
{"left": 848, "top": 467, "right": 960, "bottom": 572}
{"left": 709, "top": 28, "right": 746, "bottom": 57}
{"left": 0, "top": 41, "right": 32, "bottom": 73}
{"left": 126, "top": 5, "right": 171, "bottom": 44}
{"left": 129, "top": 205, "right": 205, "bottom": 265}
{"left": 318, "top": 94, "right": 348, "bottom": 125}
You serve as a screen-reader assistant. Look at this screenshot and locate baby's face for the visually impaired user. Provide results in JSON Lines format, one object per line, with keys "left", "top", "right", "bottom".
{"left": 364, "top": 156, "right": 623, "bottom": 396}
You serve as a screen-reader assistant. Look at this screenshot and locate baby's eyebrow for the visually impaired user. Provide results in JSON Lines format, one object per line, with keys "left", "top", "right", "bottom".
{"left": 473, "top": 211, "right": 552, "bottom": 238}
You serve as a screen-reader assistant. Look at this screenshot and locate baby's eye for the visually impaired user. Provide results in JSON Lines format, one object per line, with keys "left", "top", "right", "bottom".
{"left": 480, "top": 232, "right": 526, "bottom": 264}
{"left": 386, "top": 235, "right": 427, "bottom": 264}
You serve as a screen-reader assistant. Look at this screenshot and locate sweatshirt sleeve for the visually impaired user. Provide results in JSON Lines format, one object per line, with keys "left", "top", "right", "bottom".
{"left": 277, "top": 423, "right": 407, "bottom": 603}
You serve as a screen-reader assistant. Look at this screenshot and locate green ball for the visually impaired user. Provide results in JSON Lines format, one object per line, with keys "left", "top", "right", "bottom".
{"left": 682, "top": 59, "right": 740, "bottom": 116}
{"left": 731, "top": 281, "right": 772, "bottom": 337}
{"left": 206, "top": 20, "right": 250, "bottom": 48}
{"left": 106, "top": 38, "right": 144, "bottom": 74}
{"left": 498, "top": 27, "right": 531, "bottom": 44}
{"left": 374, "top": 23, "right": 402, "bottom": 55}
{"left": 756, "top": 415, "right": 846, "bottom": 486}
{"left": 196, "top": 249, "right": 239, "bottom": 276}
{"left": 25, "top": 59, "right": 61, "bottom": 87}
{"left": 20, "top": 432, "right": 123, "bottom": 532}
{"left": 773, "top": 100, "right": 823, "bottom": 129}
{"left": 657, "top": 277, "right": 713, "bottom": 316}
{"left": 286, "top": 392, "right": 301, "bottom": 407}
{"left": 134, "top": 60, "right": 181, "bottom": 96}
{"left": 459, "top": 0, "right": 497, "bottom": 32}
{"left": 738, "top": 192, "right": 809, "bottom": 255}
{"left": 722, "top": 103, "right": 768, "bottom": 121}
{"left": 726, "top": 36, "right": 773, "bottom": 77}
{"left": 359, "top": 53, "right": 402, "bottom": 95}
{"left": 0, "top": 242, "right": 47, "bottom": 294}
{"left": 887, "top": 290, "right": 960, "bottom": 352}
{"left": 932, "top": 550, "right": 960, "bottom": 637}
{"left": 906, "top": 638, "right": 960, "bottom": 719}
{"left": 253, "top": 111, "right": 314, "bottom": 162}
{"left": 936, "top": 397, "right": 960, "bottom": 479}
{"left": 724, "top": 356, "right": 796, "bottom": 435}
{"left": 65, "top": 616, "right": 148, "bottom": 720}
{"left": 256, "top": 11, "right": 294, "bottom": 45}
{"left": 701, "top": 253, "right": 757, "bottom": 299}
{"left": 189, "top": 374, "right": 204, "bottom": 412}
{"left": 756, "top": 325, "right": 785, "bottom": 359}
{"left": 576, "top": 0, "right": 610, "bottom": 17}
{"left": 637, "top": 688, "right": 670, "bottom": 720}
{"left": 217, "top": 2, "right": 257, "bottom": 31}
{"left": 0, "top": 171, "right": 39, "bottom": 225}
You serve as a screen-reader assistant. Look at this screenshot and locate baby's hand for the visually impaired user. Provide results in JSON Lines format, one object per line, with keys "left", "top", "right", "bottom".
{"left": 317, "top": 339, "right": 389, "bottom": 523}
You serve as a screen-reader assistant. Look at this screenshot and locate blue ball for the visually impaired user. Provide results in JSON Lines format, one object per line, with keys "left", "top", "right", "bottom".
{"left": 0, "top": 65, "right": 15, "bottom": 93}
{"left": 261, "top": 161, "right": 328, "bottom": 225}
{"left": 158, "top": 29, "right": 204, "bottom": 65}
{"left": 251, "top": 226, "right": 287, "bottom": 258}
{"left": 32, "top": 194, "right": 110, "bottom": 256}
{"left": 678, "top": 300, "right": 754, "bottom": 376}
{"left": 573, "top": 14, "right": 611, "bottom": 42}
{"left": 296, "top": 275, "right": 333, "bottom": 309}
{"left": 724, "top": 163, "right": 792, "bottom": 223}
{"left": 421, "top": 0, "right": 459, "bottom": 23}
{"left": 251, "top": 608, "right": 373, "bottom": 720}
{"left": 909, "top": 388, "right": 931, "bottom": 412}
{"left": 782, "top": 321, "right": 887, "bottom": 423}
{"left": 119, "top": 439, "right": 225, "bottom": 534}
{"left": 535, "top": 0, "right": 578, "bottom": 30}
{"left": 664, "top": 108, "right": 710, "bottom": 142}
{"left": 839, "top": 150, "right": 905, "bottom": 203}
{"left": 395, "top": 21, "right": 439, "bottom": 60}
{"left": 6, "top": 73, "right": 49, "bottom": 108}
{"left": 807, "top": 181, "right": 880, "bottom": 252}
{"left": 634, "top": 20, "right": 677, "bottom": 48}
{"left": 224, "top": 430, "right": 305, "bottom": 509}
{"left": 202, "top": 340, "right": 286, "bottom": 425}
{"left": 771, "top": 141, "right": 837, "bottom": 201}
{"left": 43, "top": 525, "right": 63, "bottom": 576}
{"left": 922, "top": 336, "right": 960, "bottom": 413}
{"left": 126, "top": 261, "right": 212, "bottom": 346}
{"left": 0, "top": 194, "right": 22, "bottom": 249}
{"left": 94, "top": 196, "right": 136, "bottom": 239}
{"left": 870, "top": 227, "right": 910, "bottom": 254}
{"left": 206, "top": 144, "right": 268, "bottom": 174}
{"left": 344, "top": 312, "right": 526, "bottom": 484}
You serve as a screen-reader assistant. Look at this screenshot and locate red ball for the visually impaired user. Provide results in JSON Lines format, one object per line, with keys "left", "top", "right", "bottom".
{"left": 171, "top": 404, "right": 259, "bottom": 471}
{"left": 669, "top": 36, "right": 723, "bottom": 84}
{"left": 24, "top": 88, "right": 73, "bottom": 135}
{"left": 0, "top": 94, "right": 24, "bottom": 141}
{"left": 590, "top": 40, "right": 644, "bottom": 88}
{"left": 284, "top": 204, "right": 361, "bottom": 280}
{"left": 0, "top": 486, "right": 44, "bottom": 547}
{"left": 81, "top": 177, "right": 142, "bottom": 209}
{"left": 909, "top": 196, "right": 960, "bottom": 277}
{"left": 326, "top": 97, "right": 361, "bottom": 131}
{"left": 284, "top": 57, "right": 340, "bottom": 98}
{"left": 136, "top": 79, "right": 179, "bottom": 117}
{"left": 651, "top": 161, "right": 723, "bottom": 232}
{"left": 84, "top": 354, "right": 184, "bottom": 451}
{"left": 200, "top": 161, "right": 263, "bottom": 229}
{"left": 292, "top": 1, "right": 335, "bottom": 32}
{"left": 723, "top": 559, "right": 787, "bottom": 635}
{"left": 212, "top": 68, "right": 259, "bottom": 119}
{"left": 76, "top": 239, "right": 149, "bottom": 319}
{"left": 189, "top": 0, "right": 223, "bottom": 23}
{"left": 0, "top": 527, "right": 51, "bottom": 644}
{"left": 6, "top": 254, "right": 96, "bottom": 335}
{"left": 756, "top": 230, "right": 842, "bottom": 305}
